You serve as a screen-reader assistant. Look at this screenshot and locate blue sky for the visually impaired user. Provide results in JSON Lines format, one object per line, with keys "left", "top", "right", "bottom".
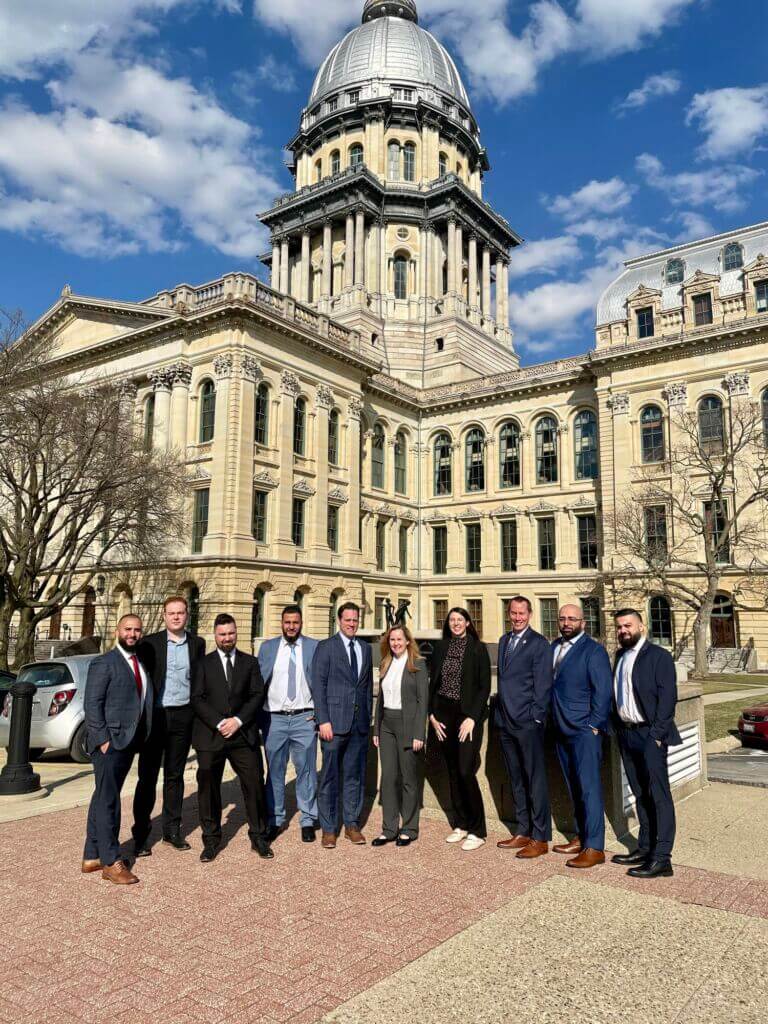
{"left": 0, "top": 0, "right": 766, "bottom": 362}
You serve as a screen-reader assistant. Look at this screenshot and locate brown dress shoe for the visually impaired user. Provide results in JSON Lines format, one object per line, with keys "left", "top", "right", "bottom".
{"left": 344, "top": 827, "right": 366, "bottom": 845}
{"left": 553, "top": 838, "right": 582, "bottom": 855}
{"left": 497, "top": 834, "right": 532, "bottom": 850}
{"left": 81, "top": 858, "right": 102, "bottom": 874}
{"left": 516, "top": 840, "right": 549, "bottom": 859}
{"left": 566, "top": 848, "right": 605, "bottom": 869}
{"left": 321, "top": 831, "right": 337, "bottom": 849}
{"left": 101, "top": 861, "right": 139, "bottom": 885}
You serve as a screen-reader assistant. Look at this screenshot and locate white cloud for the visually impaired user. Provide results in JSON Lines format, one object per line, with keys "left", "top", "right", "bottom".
{"left": 686, "top": 85, "right": 768, "bottom": 160}
{"left": 215, "top": 0, "right": 242, "bottom": 10}
{"left": 565, "top": 217, "right": 630, "bottom": 241}
{"left": 574, "top": 0, "right": 696, "bottom": 54}
{"left": 255, "top": 55, "right": 298, "bottom": 92}
{"left": 674, "top": 211, "right": 715, "bottom": 241}
{"left": 507, "top": 235, "right": 581, "bottom": 279}
{"left": 547, "top": 177, "right": 635, "bottom": 222}
{"left": 617, "top": 70, "right": 681, "bottom": 113}
{"left": 637, "top": 152, "right": 761, "bottom": 213}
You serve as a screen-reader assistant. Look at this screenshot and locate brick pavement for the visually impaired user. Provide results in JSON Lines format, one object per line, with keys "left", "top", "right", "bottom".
{"left": 1, "top": 788, "right": 767, "bottom": 1024}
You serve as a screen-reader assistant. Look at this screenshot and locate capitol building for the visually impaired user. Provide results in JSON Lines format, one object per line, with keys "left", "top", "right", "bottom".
{"left": 32, "top": 0, "right": 768, "bottom": 663}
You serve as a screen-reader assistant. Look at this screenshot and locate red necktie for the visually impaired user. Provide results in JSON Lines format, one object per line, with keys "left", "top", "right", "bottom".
{"left": 129, "top": 655, "right": 143, "bottom": 700}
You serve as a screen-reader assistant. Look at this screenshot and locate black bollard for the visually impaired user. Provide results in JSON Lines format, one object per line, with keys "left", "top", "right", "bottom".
{"left": 0, "top": 682, "right": 41, "bottom": 796}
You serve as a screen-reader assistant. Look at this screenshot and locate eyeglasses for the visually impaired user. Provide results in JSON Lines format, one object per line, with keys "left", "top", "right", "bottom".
{"left": 558, "top": 617, "right": 583, "bottom": 624}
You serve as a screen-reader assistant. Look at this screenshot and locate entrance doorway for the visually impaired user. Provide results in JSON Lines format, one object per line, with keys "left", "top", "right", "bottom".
{"left": 711, "top": 595, "right": 736, "bottom": 648}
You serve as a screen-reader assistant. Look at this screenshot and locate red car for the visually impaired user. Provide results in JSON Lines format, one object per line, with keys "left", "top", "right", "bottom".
{"left": 738, "top": 701, "right": 768, "bottom": 746}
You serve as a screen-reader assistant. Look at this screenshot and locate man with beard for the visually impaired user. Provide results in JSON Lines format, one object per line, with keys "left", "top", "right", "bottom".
{"left": 82, "top": 614, "right": 153, "bottom": 885}
{"left": 550, "top": 603, "right": 613, "bottom": 869}
{"left": 611, "top": 608, "right": 681, "bottom": 878}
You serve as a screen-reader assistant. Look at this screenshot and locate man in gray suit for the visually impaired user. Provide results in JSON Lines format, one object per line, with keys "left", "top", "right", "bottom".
{"left": 82, "top": 614, "right": 153, "bottom": 885}
{"left": 258, "top": 605, "right": 319, "bottom": 843}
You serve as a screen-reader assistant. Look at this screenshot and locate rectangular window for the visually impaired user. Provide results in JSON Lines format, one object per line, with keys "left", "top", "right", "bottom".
{"left": 433, "top": 599, "right": 448, "bottom": 630}
{"left": 582, "top": 597, "right": 602, "bottom": 640}
{"left": 577, "top": 514, "right": 598, "bottom": 570}
{"left": 375, "top": 596, "right": 387, "bottom": 631}
{"left": 327, "top": 504, "right": 339, "bottom": 552}
{"left": 540, "top": 598, "right": 559, "bottom": 641}
{"left": 500, "top": 519, "right": 518, "bottom": 572}
{"left": 326, "top": 96, "right": 338, "bottom": 113}
{"left": 538, "top": 516, "right": 556, "bottom": 570}
{"left": 466, "top": 523, "right": 481, "bottom": 574}
{"left": 399, "top": 524, "right": 408, "bottom": 574}
{"left": 192, "top": 488, "right": 209, "bottom": 554}
{"left": 347, "top": 90, "right": 360, "bottom": 105}
{"left": 636, "top": 306, "right": 655, "bottom": 339}
{"left": 704, "top": 500, "right": 730, "bottom": 563}
{"left": 644, "top": 505, "right": 668, "bottom": 560}
{"left": 466, "top": 599, "right": 483, "bottom": 639}
{"left": 693, "top": 292, "right": 713, "bottom": 326}
{"left": 403, "top": 145, "right": 416, "bottom": 182}
{"left": 291, "top": 498, "right": 305, "bottom": 547}
{"left": 756, "top": 280, "right": 768, "bottom": 314}
{"left": 252, "top": 490, "right": 267, "bottom": 544}
{"left": 376, "top": 520, "right": 386, "bottom": 571}
{"left": 433, "top": 525, "right": 448, "bottom": 575}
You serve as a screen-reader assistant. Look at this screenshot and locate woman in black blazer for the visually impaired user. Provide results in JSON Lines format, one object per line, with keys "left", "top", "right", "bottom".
{"left": 429, "top": 607, "right": 491, "bottom": 851}
{"left": 372, "top": 626, "right": 429, "bottom": 848}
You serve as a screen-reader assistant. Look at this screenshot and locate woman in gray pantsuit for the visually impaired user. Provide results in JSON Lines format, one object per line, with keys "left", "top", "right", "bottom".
{"left": 372, "top": 626, "right": 429, "bottom": 848}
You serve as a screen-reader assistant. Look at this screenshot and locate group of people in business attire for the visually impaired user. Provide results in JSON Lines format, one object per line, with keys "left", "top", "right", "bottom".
{"left": 81, "top": 591, "right": 679, "bottom": 885}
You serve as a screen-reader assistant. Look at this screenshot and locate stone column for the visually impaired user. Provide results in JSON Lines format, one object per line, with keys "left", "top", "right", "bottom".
{"left": 271, "top": 238, "right": 280, "bottom": 290}
{"left": 280, "top": 238, "right": 290, "bottom": 295}
{"left": 482, "top": 247, "right": 492, "bottom": 317}
{"left": 500, "top": 260, "right": 510, "bottom": 326}
{"left": 168, "top": 363, "right": 192, "bottom": 452}
{"left": 345, "top": 214, "right": 355, "bottom": 290}
{"left": 468, "top": 235, "right": 478, "bottom": 309}
{"left": 229, "top": 354, "right": 262, "bottom": 557}
{"left": 495, "top": 255, "right": 505, "bottom": 325}
{"left": 275, "top": 370, "right": 300, "bottom": 553}
{"left": 312, "top": 384, "right": 334, "bottom": 562}
{"left": 149, "top": 368, "right": 172, "bottom": 452}
{"left": 355, "top": 208, "right": 366, "bottom": 288}
{"left": 344, "top": 398, "right": 363, "bottom": 559}
{"left": 370, "top": 220, "right": 381, "bottom": 294}
{"left": 447, "top": 218, "right": 456, "bottom": 294}
{"left": 204, "top": 353, "right": 234, "bottom": 555}
{"left": 433, "top": 228, "right": 443, "bottom": 297}
{"left": 300, "top": 231, "right": 311, "bottom": 303}
{"left": 455, "top": 223, "right": 464, "bottom": 301}
{"left": 322, "top": 221, "right": 333, "bottom": 298}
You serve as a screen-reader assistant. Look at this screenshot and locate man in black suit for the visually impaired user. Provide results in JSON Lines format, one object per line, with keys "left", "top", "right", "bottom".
{"left": 132, "top": 596, "right": 206, "bottom": 856}
{"left": 191, "top": 613, "right": 272, "bottom": 862}
{"left": 611, "top": 608, "right": 682, "bottom": 879}
{"left": 82, "top": 614, "right": 153, "bottom": 885}
{"left": 495, "top": 596, "right": 554, "bottom": 859}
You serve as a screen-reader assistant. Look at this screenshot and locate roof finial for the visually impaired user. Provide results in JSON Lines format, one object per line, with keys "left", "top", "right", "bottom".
{"left": 362, "top": 0, "right": 418, "bottom": 24}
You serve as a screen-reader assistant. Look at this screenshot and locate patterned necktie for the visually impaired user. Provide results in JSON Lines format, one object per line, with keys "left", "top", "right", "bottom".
{"left": 287, "top": 643, "right": 297, "bottom": 702}
{"left": 349, "top": 640, "right": 358, "bottom": 681}
{"left": 129, "top": 655, "right": 143, "bottom": 699}
{"left": 225, "top": 652, "right": 234, "bottom": 692}
{"left": 554, "top": 641, "right": 570, "bottom": 677}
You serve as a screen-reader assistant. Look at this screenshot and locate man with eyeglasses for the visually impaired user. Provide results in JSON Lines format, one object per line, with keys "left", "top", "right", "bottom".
{"left": 549, "top": 604, "right": 613, "bottom": 869}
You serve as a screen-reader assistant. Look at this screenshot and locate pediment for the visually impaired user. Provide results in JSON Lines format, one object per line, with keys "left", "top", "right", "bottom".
{"left": 626, "top": 284, "right": 662, "bottom": 305}
{"left": 29, "top": 295, "right": 174, "bottom": 359}
{"left": 682, "top": 269, "right": 719, "bottom": 289}
{"left": 744, "top": 253, "right": 768, "bottom": 275}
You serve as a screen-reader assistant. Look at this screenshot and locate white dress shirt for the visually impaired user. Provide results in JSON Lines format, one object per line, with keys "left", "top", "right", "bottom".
{"left": 343, "top": 635, "right": 364, "bottom": 678}
{"left": 116, "top": 645, "right": 148, "bottom": 711}
{"left": 381, "top": 654, "right": 408, "bottom": 710}
{"left": 614, "top": 636, "right": 646, "bottom": 724}
{"left": 216, "top": 647, "right": 242, "bottom": 729}
{"left": 268, "top": 637, "right": 314, "bottom": 712}
{"left": 552, "top": 629, "right": 586, "bottom": 669}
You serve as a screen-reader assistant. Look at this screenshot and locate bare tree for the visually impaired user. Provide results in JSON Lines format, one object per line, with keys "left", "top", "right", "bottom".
{"left": 607, "top": 396, "right": 768, "bottom": 676}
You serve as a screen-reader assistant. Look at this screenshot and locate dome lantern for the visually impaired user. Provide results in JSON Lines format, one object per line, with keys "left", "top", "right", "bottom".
{"left": 363, "top": 0, "right": 418, "bottom": 23}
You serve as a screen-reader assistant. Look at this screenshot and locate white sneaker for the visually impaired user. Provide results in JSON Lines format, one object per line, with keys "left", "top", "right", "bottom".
{"left": 446, "top": 828, "right": 468, "bottom": 844}
{"left": 461, "top": 834, "right": 486, "bottom": 852}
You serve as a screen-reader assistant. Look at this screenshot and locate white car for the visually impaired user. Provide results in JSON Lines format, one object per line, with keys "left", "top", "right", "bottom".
{"left": 0, "top": 656, "right": 98, "bottom": 763}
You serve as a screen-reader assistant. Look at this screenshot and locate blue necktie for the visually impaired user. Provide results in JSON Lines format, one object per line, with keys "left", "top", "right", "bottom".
{"left": 617, "top": 654, "right": 628, "bottom": 709}
{"left": 287, "top": 643, "right": 297, "bottom": 702}
{"left": 349, "top": 640, "right": 358, "bottom": 681}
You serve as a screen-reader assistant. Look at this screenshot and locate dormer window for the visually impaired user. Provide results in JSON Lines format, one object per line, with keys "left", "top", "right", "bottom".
{"left": 723, "top": 242, "right": 744, "bottom": 272}
{"left": 347, "top": 90, "right": 360, "bottom": 105}
{"left": 755, "top": 280, "right": 768, "bottom": 313}
{"left": 693, "top": 292, "right": 713, "bottom": 327}
{"left": 665, "top": 258, "right": 684, "bottom": 285}
{"left": 326, "top": 95, "right": 338, "bottom": 113}
{"left": 637, "top": 306, "right": 655, "bottom": 339}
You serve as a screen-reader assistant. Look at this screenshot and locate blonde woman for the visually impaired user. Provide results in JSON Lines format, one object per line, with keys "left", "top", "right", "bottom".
{"left": 372, "top": 626, "right": 429, "bottom": 848}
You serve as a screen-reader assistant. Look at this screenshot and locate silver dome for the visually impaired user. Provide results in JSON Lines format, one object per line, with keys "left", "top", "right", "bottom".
{"left": 309, "top": 16, "right": 470, "bottom": 110}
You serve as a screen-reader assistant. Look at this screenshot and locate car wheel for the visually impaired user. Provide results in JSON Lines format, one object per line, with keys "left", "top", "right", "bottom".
{"left": 28, "top": 748, "right": 45, "bottom": 761}
{"left": 70, "top": 723, "right": 91, "bottom": 764}
{"left": 740, "top": 737, "right": 755, "bottom": 749}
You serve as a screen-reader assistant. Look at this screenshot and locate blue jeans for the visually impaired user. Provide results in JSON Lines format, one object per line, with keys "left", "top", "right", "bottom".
{"left": 262, "top": 712, "right": 318, "bottom": 828}
{"left": 317, "top": 729, "right": 369, "bottom": 834}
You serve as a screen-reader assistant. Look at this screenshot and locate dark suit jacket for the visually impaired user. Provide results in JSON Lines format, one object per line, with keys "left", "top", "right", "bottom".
{"left": 84, "top": 647, "right": 154, "bottom": 753}
{"left": 191, "top": 649, "right": 266, "bottom": 752}
{"left": 137, "top": 630, "right": 206, "bottom": 705}
{"left": 613, "top": 641, "right": 682, "bottom": 746}
{"left": 428, "top": 637, "right": 491, "bottom": 725}
{"left": 309, "top": 632, "right": 373, "bottom": 735}
{"left": 375, "top": 657, "right": 429, "bottom": 748}
{"left": 551, "top": 634, "right": 614, "bottom": 736}
{"left": 496, "top": 628, "right": 553, "bottom": 728}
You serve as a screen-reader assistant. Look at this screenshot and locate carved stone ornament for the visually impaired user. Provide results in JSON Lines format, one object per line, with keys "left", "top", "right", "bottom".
{"left": 724, "top": 370, "right": 750, "bottom": 396}
{"left": 241, "top": 355, "right": 263, "bottom": 383}
{"left": 608, "top": 392, "right": 630, "bottom": 416}
{"left": 254, "top": 470, "right": 278, "bottom": 490}
{"left": 167, "top": 362, "right": 193, "bottom": 387}
{"left": 490, "top": 504, "right": 522, "bottom": 518}
{"left": 663, "top": 381, "right": 688, "bottom": 407}
{"left": 571, "top": 495, "right": 597, "bottom": 509}
{"left": 188, "top": 466, "right": 211, "bottom": 482}
{"left": 360, "top": 499, "right": 376, "bottom": 514}
{"left": 213, "top": 354, "right": 233, "bottom": 380}
{"left": 293, "top": 479, "right": 316, "bottom": 497}
{"left": 378, "top": 503, "right": 398, "bottom": 518}
{"left": 399, "top": 508, "right": 418, "bottom": 522}
{"left": 348, "top": 397, "right": 363, "bottom": 420}
{"left": 527, "top": 501, "right": 559, "bottom": 515}
{"left": 328, "top": 486, "right": 349, "bottom": 505}
{"left": 281, "top": 369, "right": 301, "bottom": 396}
{"left": 456, "top": 506, "right": 483, "bottom": 521}
{"left": 316, "top": 384, "right": 335, "bottom": 409}
{"left": 117, "top": 379, "right": 138, "bottom": 401}
{"left": 149, "top": 368, "right": 173, "bottom": 392}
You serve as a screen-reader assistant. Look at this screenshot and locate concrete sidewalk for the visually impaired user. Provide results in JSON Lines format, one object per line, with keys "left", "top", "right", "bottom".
{"left": 703, "top": 687, "right": 768, "bottom": 707}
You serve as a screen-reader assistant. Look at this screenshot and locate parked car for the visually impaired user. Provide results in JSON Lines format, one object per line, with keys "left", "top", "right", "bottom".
{"left": 0, "top": 670, "right": 15, "bottom": 711}
{"left": 738, "top": 700, "right": 768, "bottom": 747}
{"left": 0, "top": 656, "right": 97, "bottom": 763}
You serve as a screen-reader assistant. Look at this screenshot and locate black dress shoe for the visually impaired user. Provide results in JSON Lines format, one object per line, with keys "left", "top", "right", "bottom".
{"left": 395, "top": 835, "right": 413, "bottom": 847}
{"left": 134, "top": 840, "right": 152, "bottom": 858}
{"left": 611, "top": 851, "right": 650, "bottom": 866}
{"left": 301, "top": 826, "right": 316, "bottom": 843}
{"left": 266, "top": 825, "right": 286, "bottom": 843}
{"left": 252, "top": 839, "right": 275, "bottom": 860}
{"left": 371, "top": 835, "right": 396, "bottom": 847}
{"left": 162, "top": 833, "right": 191, "bottom": 852}
{"left": 200, "top": 845, "right": 219, "bottom": 863}
{"left": 627, "top": 859, "right": 673, "bottom": 879}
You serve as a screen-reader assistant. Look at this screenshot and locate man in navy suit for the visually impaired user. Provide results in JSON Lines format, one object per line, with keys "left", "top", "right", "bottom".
{"left": 611, "top": 608, "right": 681, "bottom": 879}
{"left": 82, "top": 614, "right": 153, "bottom": 886}
{"left": 310, "top": 602, "right": 373, "bottom": 849}
{"left": 258, "top": 604, "right": 319, "bottom": 844}
{"left": 495, "top": 596, "right": 554, "bottom": 859}
{"left": 550, "top": 604, "right": 613, "bottom": 869}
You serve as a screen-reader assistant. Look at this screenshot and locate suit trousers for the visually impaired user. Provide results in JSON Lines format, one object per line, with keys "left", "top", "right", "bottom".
{"left": 262, "top": 711, "right": 319, "bottom": 828}
{"left": 618, "top": 724, "right": 676, "bottom": 860}
{"left": 378, "top": 709, "right": 424, "bottom": 839}
{"left": 132, "top": 705, "right": 195, "bottom": 840}
{"left": 317, "top": 728, "right": 369, "bottom": 833}
{"left": 433, "top": 696, "right": 486, "bottom": 839}
{"left": 498, "top": 721, "right": 552, "bottom": 842}
{"left": 84, "top": 721, "right": 145, "bottom": 866}
{"left": 196, "top": 737, "right": 267, "bottom": 845}
{"left": 555, "top": 729, "right": 605, "bottom": 850}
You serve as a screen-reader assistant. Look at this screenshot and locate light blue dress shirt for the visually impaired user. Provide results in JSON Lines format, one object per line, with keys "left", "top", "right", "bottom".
{"left": 163, "top": 635, "right": 191, "bottom": 708}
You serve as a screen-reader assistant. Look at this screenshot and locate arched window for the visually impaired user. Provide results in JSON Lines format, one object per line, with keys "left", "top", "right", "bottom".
{"left": 81, "top": 587, "right": 96, "bottom": 639}
{"left": 465, "top": 428, "right": 486, "bottom": 492}
{"left": 199, "top": 380, "right": 216, "bottom": 443}
{"left": 649, "top": 595, "right": 673, "bottom": 646}
{"left": 438, "top": 152, "right": 448, "bottom": 178}
{"left": 328, "top": 409, "right": 340, "bottom": 464}
{"left": 394, "top": 430, "right": 407, "bottom": 494}
{"left": 723, "top": 242, "right": 744, "bottom": 271}
{"left": 535, "top": 416, "right": 558, "bottom": 484}
{"left": 251, "top": 587, "right": 265, "bottom": 640}
{"left": 330, "top": 149, "right": 340, "bottom": 175}
{"left": 314, "top": 159, "right": 322, "bottom": 182}
{"left": 388, "top": 140, "right": 401, "bottom": 180}
{"left": 434, "top": 433, "right": 452, "bottom": 495}
{"left": 394, "top": 253, "right": 408, "bottom": 300}
{"left": 254, "top": 381, "right": 269, "bottom": 446}
{"left": 763, "top": 389, "right": 768, "bottom": 445}
{"left": 698, "top": 396, "right": 724, "bottom": 453}
{"left": 349, "top": 143, "right": 364, "bottom": 169}
{"left": 499, "top": 421, "right": 521, "bottom": 488}
{"left": 143, "top": 393, "right": 155, "bottom": 452}
{"left": 573, "top": 410, "right": 599, "bottom": 480}
{"left": 665, "top": 258, "right": 684, "bottom": 285}
{"left": 371, "top": 423, "right": 385, "bottom": 488}
{"left": 641, "top": 405, "right": 665, "bottom": 463}
{"left": 711, "top": 594, "right": 737, "bottom": 647}
{"left": 403, "top": 142, "right": 416, "bottom": 182}
{"left": 293, "top": 397, "right": 307, "bottom": 456}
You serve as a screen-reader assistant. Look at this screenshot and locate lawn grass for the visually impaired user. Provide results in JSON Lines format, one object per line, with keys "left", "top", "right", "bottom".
{"left": 705, "top": 691, "right": 768, "bottom": 742}
{"left": 695, "top": 673, "right": 768, "bottom": 695}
